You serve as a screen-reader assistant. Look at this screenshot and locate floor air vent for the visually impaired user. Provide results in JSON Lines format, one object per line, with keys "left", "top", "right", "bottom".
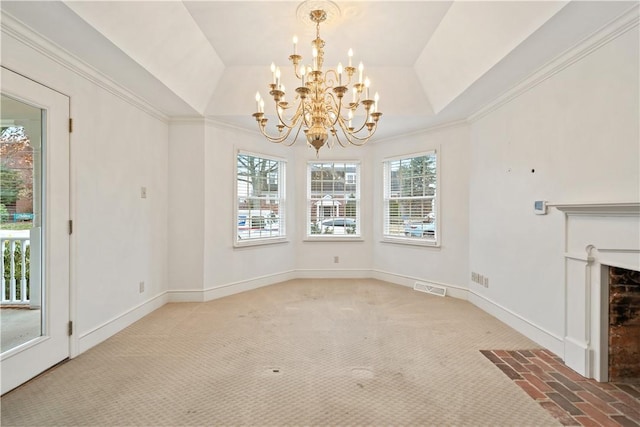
{"left": 414, "top": 281, "right": 447, "bottom": 297}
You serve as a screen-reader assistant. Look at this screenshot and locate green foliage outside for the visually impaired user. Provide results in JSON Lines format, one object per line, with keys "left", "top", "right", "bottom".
{"left": 0, "top": 166, "right": 23, "bottom": 208}
{"left": 2, "top": 241, "right": 30, "bottom": 300}
{"left": 310, "top": 222, "right": 321, "bottom": 234}
{"left": 0, "top": 204, "right": 9, "bottom": 223}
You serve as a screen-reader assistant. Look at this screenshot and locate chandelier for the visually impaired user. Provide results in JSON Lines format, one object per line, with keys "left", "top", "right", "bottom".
{"left": 252, "top": 4, "right": 382, "bottom": 155}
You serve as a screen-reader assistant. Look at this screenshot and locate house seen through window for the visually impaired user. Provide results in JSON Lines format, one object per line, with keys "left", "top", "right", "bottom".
{"left": 236, "top": 152, "right": 286, "bottom": 244}
{"left": 307, "top": 162, "right": 360, "bottom": 237}
{"left": 383, "top": 151, "right": 438, "bottom": 245}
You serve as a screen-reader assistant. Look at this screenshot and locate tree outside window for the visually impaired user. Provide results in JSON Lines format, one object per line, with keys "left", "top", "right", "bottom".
{"left": 383, "top": 151, "right": 438, "bottom": 244}
{"left": 236, "top": 152, "right": 286, "bottom": 244}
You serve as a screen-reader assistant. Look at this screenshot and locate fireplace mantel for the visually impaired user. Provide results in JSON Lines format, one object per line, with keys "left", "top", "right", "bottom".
{"left": 553, "top": 202, "right": 640, "bottom": 216}
{"left": 553, "top": 201, "right": 640, "bottom": 381}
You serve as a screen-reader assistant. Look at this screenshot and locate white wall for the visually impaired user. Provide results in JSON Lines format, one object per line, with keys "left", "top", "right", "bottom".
{"left": 203, "top": 123, "right": 297, "bottom": 295}
{"left": 371, "top": 125, "right": 471, "bottom": 294}
{"left": 294, "top": 143, "right": 375, "bottom": 277}
{"left": 1, "top": 32, "right": 170, "bottom": 353}
{"left": 468, "top": 26, "right": 639, "bottom": 352}
{"left": 168, "top": 120, "right": 205, "bottom": 295}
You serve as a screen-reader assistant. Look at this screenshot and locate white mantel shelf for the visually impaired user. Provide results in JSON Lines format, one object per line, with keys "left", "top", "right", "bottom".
{"left": 551, "top": 202, "right": 640, "bottom": 216}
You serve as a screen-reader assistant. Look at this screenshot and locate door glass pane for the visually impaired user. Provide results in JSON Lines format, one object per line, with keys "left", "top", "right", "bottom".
{"left": 0, "top": 94, "right": 43, "bottom": 353}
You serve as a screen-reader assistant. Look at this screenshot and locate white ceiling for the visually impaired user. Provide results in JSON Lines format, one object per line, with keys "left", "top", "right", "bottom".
{"left": 1, "top": 1, "right": 636, "bottom": 140}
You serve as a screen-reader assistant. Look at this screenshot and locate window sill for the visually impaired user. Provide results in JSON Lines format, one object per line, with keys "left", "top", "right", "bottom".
{"left": 234, "top": 237, "right": 289, "bottom": 248}
{"left": 303, "top": 236, "right": 364, "bottom": 242}
{"left": 381, "top": 237, "right": 440, "bottom": 248}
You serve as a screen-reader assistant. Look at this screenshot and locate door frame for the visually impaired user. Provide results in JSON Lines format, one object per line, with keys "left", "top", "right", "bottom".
{"left": 1, "top": 66, "right": 72, "bottom": 395}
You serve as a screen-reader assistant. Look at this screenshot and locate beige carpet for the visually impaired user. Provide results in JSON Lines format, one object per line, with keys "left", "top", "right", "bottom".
{"left": 1, "top": 279, "right": 560, "bottom": 426}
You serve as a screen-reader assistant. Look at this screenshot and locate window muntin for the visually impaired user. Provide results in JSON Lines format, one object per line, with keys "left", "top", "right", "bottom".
{"left": 307, "top": 161, "right": 360, "bottom": 238}
{"left": 236, "top": 152, "right": 286, "bottom": 245}
{"left": 383, "top": 151, "right": 437, "bottom": 244}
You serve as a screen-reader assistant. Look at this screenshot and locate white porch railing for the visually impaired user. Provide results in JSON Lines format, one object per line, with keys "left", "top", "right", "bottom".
{"left": 1, "top": 237, "right": 30, "bottom": 305}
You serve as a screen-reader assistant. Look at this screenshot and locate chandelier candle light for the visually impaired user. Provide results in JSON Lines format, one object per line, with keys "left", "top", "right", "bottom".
{"left": 252, "top": 7, "right": 382, "bottom": 155}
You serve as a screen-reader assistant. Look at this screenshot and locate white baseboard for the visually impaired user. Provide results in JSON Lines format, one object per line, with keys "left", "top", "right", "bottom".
{"left": 468, "top": 290, "right": 564, "bottom": 356}
{"left": 372, "top": 269, "right": 469, "bottom": 300}
{"left": 294, "top": 268, "right": 371, "bottom": 279}
{"left": 75, "top": 272, "right": 564, "bottom": 367}
{"left": 76, "top": 292, "right": 168, "bottom": 355}
{"left": 167, "top": 270, "right": 297, "bottom": 303}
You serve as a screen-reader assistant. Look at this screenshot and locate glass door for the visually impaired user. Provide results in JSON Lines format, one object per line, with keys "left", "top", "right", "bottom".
{"left": 1, "top": 68, "right": 70, "bottom": 395}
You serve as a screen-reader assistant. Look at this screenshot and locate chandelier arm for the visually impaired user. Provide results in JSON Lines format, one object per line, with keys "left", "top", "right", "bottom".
{"left": 331, "top": 126, "right": 350, "bottom": 148}
{"left": 324, "top": 69, "right": 339, "bottom": 88}
{"left": 347, "top": 117, "right": 371, "bottom": 135}
{"left": 324, "top": 94, "right": 343, "bottom": 128}
{"left": 337, "top": 117, "right": 376, "bottom": 144}
{"left": 259, "top": 123, "right": 297, "bottom": 145}
{"left": 274, "top": 103, "right": 300, "bottom": 130}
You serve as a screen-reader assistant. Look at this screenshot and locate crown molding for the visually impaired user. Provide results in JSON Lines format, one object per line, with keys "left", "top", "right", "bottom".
{"left": 468, "top": 4, "right": 639, "bottom": 124}
{"left": 374, "top": 118, "right": 469, "bottom": 144}
{"left": 168, "top": 117, "right": 263, "bottom": 137}
{"left": 0, "top": 11, "right": 169, "bottom": 123}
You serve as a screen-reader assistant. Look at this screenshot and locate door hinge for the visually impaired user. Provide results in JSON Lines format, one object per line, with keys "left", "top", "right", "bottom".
{"left": 68, "top": 321, "right": 73, "bottom": 336}
{"left": 68, "top": 220, "right": 73, "bottom": 235}
{"left": 68, "top": 118, "right": 73, "bottom": 133}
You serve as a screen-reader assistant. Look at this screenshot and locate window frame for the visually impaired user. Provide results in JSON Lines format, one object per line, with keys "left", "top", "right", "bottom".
{"left": 306, "top": 160, "right": 362, "bottom": 240}
{"left": 234, "top": 150, "right": 287, "bottom": 247}
{"left": 382, "top": 150, "right": 440, "bottom": 247}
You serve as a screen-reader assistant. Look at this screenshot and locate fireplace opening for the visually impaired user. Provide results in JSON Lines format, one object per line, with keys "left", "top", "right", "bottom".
{"left": 608, "top": 266, "right": 640, "bottom": 383}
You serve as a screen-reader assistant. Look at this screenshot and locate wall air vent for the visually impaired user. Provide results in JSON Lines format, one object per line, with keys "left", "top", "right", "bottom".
{"left": 414, "top": 281, "right": 447, "bottom": 297}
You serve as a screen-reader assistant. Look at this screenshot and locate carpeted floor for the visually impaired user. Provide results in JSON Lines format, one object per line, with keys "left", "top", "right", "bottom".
{"left": 1, "top": 278, "right": 562, "bottom": 426}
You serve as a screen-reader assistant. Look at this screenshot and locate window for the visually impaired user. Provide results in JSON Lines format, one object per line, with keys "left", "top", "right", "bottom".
{"left": 383, "top": 151, "right": 438, "bottom": 245}
{"left": 307, "top": 161, "right": 360, "bottom": 238}
{"left": 236, "top": 151, "right": 286, "bottom": 245}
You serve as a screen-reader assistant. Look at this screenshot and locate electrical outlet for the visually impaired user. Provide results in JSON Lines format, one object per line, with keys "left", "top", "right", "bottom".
{"left": 141, "top": 186, "right": 147, "bottom": 199}
{"left": 139, "top": 281, "right": 145, "bottom": 293}
{"left": 334, "top": 256, "right": 339, "bottom": 263}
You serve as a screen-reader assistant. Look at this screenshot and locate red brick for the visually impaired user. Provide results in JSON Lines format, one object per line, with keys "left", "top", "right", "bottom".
{"left": 610, "top": 391, "right": 640, "bottom": 410}
{"left": 503, "top": 356, "right": 529, "bottom": 373}
{"left": 515, "top": 379, "right": 546, "bottom": 400}
{"left": 549, "top": 381, "right": 584, "bottom": 403}
{"left": 554, "top": 363, "right": 587, "bottom": 382}
{"left": 549, "top": 392, "right": 584, "bottom": 415}
{"left": 480, "top": 350, "right": 502, "bottom": 364}
{"left": 615, "top": 384, "right": 640, "bottom": 400}
{"left": 494, "top": 350, "right": 510, "bottom": 358}
{"left": 495, "top": 363, "right": 523, "bottom": 380}
{"left": 611, "top": 415, "right": 640, "bottom": 427}
{"left": 591, "top": 381, "right": 619, "bottom": 391}
{"left": 532, "top": 357, "right": 556, "bottom": 372}
{"left": 527, "top": 363, "right": 555, "bottom": 380}
{"left": 576, "top": 390, "right": 617, "bottom": 415}
{"left": 610, "top": 402, "right": 640, "bottom": 423}
{"left": 574, "top": 415, "right": 603, "bottom": 427}
{"left": 521, "top": 372, "right": 555, "bottom": 393}
{"left": 540, "top": 400, "right": 581, "bottom": 426}
{"left": 534, "top": 349, "right": 560, "bottom": 364}
{"left": 551, "top": 372, "right": 584, "bottom": 392}
{"left": 518, "top": 349, "right": 535, "bottom": 358}
{"left": 581, "top": 382, "right": 618, "bottom": 403}
{"left": 575, "top": 402, "right": 621, "bottom": 427}
{"left": 508, "top": 350, "right": 530, "bottom": 364}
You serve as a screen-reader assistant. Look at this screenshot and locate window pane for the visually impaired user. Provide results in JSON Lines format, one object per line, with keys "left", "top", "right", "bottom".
{"left": 383, "top": 152, "right": 437, "bottom": 242}
{"left": 308, "top": 161, "right": 360, "bottom": 237}
{"left": 236, "top": 153, "right": 285, "bottom": 243}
